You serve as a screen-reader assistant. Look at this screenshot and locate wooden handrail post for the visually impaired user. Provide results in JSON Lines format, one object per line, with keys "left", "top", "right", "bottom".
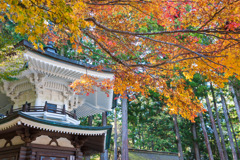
{"left": 73, "top": 110, "right": 77, "bottom": 119}
{"left": 44, "top": 101, "right": 48, "bottom": 112}
{"left": 62, "top": 105, "right": 66, "bottom": 115}
{"left": 23, "top": 102, "right": 28, "bottom": 112}
{"left": 10, "top": 105, "right": 13, "bottom": 114}
{"left": 22, "top": 104, "right": 24, "bottom": 111}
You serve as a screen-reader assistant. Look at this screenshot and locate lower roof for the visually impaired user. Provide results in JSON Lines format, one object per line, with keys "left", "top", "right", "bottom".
{"left": 0, "top": 111, "right": 112, "bottom": 149}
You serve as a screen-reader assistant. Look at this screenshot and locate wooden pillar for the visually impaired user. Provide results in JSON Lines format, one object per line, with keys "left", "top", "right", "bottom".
{"left": 73, "top": 136, "right": 86, "bottom": 160}
{"left": 19, "top": 146, "right": 27, "bottom": 160}
{"left": 75, "top": 150, "right": 83, "bottom": 160}
{"left": 19, "top": 144, "right": 37, "bottom": 160}
{"left": 100, "top": 111, "right": 108, "bottom": 160}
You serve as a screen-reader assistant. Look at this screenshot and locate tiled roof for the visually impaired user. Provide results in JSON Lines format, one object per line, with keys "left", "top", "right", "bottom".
{"left": 0, "top": 111, "right": 112, "bottom": 149}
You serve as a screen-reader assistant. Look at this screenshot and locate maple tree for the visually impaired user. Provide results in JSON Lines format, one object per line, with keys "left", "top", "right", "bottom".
{"left": 1, "top": 0, "right": 240, "bottom": 121}
{"left": 0, "top": 19, "right": 25, "bottom": 81}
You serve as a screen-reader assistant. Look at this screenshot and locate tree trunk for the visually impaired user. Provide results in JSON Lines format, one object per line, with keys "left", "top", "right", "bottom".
{"left": 199, "top": 113, "right": 214, "bottom": 160}
{"left": 141, "top": 124, "right": 144, "bottom": 149}
{"left": 224, "top": 96, "right": 240, "bottom": 159}
{"left": 138, "top": 128, "right": 141, "bottom": 149}
{"left": 191, "top": 123, "right": 201, "bottom": 160}
{"left": 210, "top": 83, "right": 229, "bottom": 160}
{"left": 151, "top": 140, "right": 154, "bottom": 151}
{"left": 85, "top": 116, "right": 93, "bottom": 160}
{"left": 114, "top": 108, "right": 118, "bottom": 160}
{"left": 173, "top": 114, "right": 184, "bottom": 160}
{"left": 101, "top": 112, "right": 108, "bottom": 160}
{"left": 220, "top": 91, "right": 238, "bottom": 160}
{"left": 205, "top": 95, "right": 225, "bottom": 160}
{"left": 121, "top": 98, "right": 129, "bottom": 160}
{"left": 230, "top": 85, "right": 240, "bottom": 122}
{"left": 88, "top": 115, "right": 93, "bottom": 126}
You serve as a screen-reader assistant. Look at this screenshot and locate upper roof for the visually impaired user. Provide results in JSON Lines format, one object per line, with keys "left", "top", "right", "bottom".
{"left": 16, "top": 40, "right": 112, "bottom": 73}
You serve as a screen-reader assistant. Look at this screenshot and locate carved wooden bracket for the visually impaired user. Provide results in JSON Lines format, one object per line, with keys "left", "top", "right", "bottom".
{"left": 71, "top": 136, "right": 88, "bottom": 149}
{"left": 16, "top": 128, "right": 39, "bottom": 143}
{"left": 48, "top": 136, "right": 59, "bottom": 146}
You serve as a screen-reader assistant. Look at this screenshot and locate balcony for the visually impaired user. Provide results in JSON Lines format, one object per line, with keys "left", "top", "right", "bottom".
{"left": 1, "top": 102, "right": 80, "bottom": 125}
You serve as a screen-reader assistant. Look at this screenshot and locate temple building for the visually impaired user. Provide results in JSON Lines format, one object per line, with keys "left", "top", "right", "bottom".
{"left": 0, "top": 40, "right": 113, "bottom": 160}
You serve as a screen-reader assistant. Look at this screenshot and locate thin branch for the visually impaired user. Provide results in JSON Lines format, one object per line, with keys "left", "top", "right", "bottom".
{"left": 85, "top": 17, "right": 240, "bottom": 35}
{"left": 136, "top": 35, "right": 228, "bottom": 68}
{"left": 82, "top": 29, "right": 127, "bottom": 67}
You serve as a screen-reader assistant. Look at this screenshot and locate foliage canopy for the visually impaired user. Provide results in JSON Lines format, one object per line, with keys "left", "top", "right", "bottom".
{"left": 1, "top": 0, "right": 240, "bottom": 121}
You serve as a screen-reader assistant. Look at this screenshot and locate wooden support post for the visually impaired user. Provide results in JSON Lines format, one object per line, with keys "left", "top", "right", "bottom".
{"left": 75, "top": 150, "right": 83, "bottom": 160}
{"left": 18, "top": 146, "right": 27, "bottom": 160}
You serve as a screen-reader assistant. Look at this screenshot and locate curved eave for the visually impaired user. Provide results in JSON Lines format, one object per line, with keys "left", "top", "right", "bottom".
{"left": 0, "top": 112, "right": 112, "bottom": 149}
{"left": 16, "top": 40, "right": 113, "bottom": 74}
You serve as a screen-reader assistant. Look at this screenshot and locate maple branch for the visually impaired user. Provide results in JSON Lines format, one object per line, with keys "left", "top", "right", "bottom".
{"left": 108, "top": 31, "right": 145, "bottom": 64}
{"left": 85, "top": 17, "right": 240, "bottom": 35}
{"left": 82, "top": 29, "right": 127, "bottom": 67}
{"left": 127, "top": 55, "right": 227, "bottom": 68}
{"left": 77, "top": 41, "right": 113, "bottom": 63}
{"left": 136, "top": 35, "right": 228, "bottom": 69}
{"left": 85, "top": 0, "right": 149, "bottom": 5}
{"left": 200, "top": 57, "right": 222, "bottom": 74}
{"left": 203, "top": 33, "right": 240, "bottom": 42}
{"left": 198, "top": 0, "right": 239, "bottom": 30}
{"left": 198, "top": 6, "right": 226, "bottom": 30}
{"left": 137, "top": 35, "right": 205, "bottom": 57}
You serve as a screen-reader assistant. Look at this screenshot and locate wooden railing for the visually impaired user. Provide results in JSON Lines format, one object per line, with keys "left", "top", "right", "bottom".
{"left": 4, "top": 102, "right": 77, "bottom": 120}
{"left": 0, "top": 114, "right": 4, "bottom": 119}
